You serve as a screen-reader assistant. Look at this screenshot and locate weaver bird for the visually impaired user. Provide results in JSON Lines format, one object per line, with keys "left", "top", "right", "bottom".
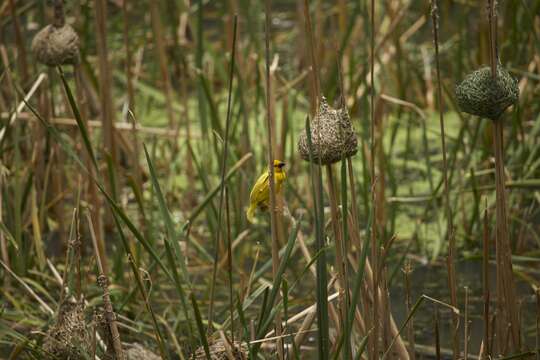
{"left": 246, "top": 160, "right": 286, "bottom": 223}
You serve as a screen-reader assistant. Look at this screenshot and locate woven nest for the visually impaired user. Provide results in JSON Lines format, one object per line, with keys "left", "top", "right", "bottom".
{"left": 298, "top": 96, "right": 358, "bottom": 165}
{"left": 31, "top": 24, "right": 80, "bottom": 66}
{"left": 43, "top": 300, "right": 90, "bottom": 359}
{"left": 455, "top": 66, "right": 519, "bottom": 121}
{"left": 126, "top": 343, "right": 160, "bottom": 360}
{"left": 190, "top": 340, "right": 248, "bottom": 360}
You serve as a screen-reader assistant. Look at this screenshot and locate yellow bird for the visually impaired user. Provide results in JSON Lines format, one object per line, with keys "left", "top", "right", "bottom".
{"left": 246, "top": 160, "right": 286, "bottom": 223}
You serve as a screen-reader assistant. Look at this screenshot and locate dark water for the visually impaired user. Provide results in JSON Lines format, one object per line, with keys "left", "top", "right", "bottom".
{"left": 390, "top": 260, "right": 538, "bottom": 358}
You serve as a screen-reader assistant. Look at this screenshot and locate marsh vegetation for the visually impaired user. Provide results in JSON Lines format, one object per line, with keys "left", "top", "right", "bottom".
{"left": 1, "top": 0, "right": 540, "bottom": 359}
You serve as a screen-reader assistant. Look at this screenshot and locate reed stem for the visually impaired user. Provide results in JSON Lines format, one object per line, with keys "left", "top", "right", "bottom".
{"left": 207, "top": 15, "right": 238, "bottom": 334}
{"left": 430, "top": 2, "right": 459, "bottom": 358}
{"left": 369, "top": 0, "right": 379, "bottom": 357}
{"left": 487, "top": 0, "right": 520, "bottom": 352}
{"left": 87, "top": 212, "right": 124, "bottom": 360}
{"left": 482, "top": 200, "right": 491, "bottom": 359}
{"left": 264, "top": 3, "right": 284, "bottom": 358}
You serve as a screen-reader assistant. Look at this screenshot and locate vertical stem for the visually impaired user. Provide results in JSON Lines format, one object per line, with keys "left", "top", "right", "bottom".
{"left": 492, "top": 120, "right": 520, "bottom": 350}
{"left": 464, "top": 286, "right": 469, "bottom": 360}
{"left": 487, "top": 0, "right": 520, "bottom": 352}
{"left": 430, "top": 2, "right": 459, "bottom": 358}
{"left": 87, "top": 212, "right": 124, "bottom": 360}
{"left": 122, "top": 0, "right": 135, "bottom": 113}
{"left": 225, "top": 187, "right": 234, "bottom": 343}
{"left": 94, "top": 0, "right": 117, "bottom": 238}
{"left": 196, "top": 0, "right": 208, "bottom": 138}
{"left": 0, "top": 171, "right": 8, "bottom": 288}
{"left": 487, "top": 0, "right": 497, "bottom": 78}
{"left": 149, "top": 1, "right": 176, "bottom": 129}
{"left": 303, "top": 0, "right": 321, "bottom": 109}
{"left": 8, "top": 0, "right": 29, "bottom": 84}
{"left": 535, "top": 289, "right": 540, "bottom": 360}
{"left": 264, "top": 2, "right": 283, "bottom": 358}
{"left": 404, "top": 262, "right": 415, "bottom": 360}
{"left": 482, "top": 200, "right": 491, "bottom": 359}
{"left": 326, "top": 165, "right": 347, "bottom": 357}
{"left": 207, "top": 15, "right": 238, "bottom": 334}
{"left": 369, "top": 0, "right": 379, "bottom": 358}
{"left": 434, "top": 306, "right": 441, "bottom": 360}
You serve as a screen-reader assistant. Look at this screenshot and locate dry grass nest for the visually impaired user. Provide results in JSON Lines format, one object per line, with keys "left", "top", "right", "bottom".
{"left": 298, "top": 96, "right": 358, "bottom": 165}
{"left": 455, "top": 65, "right": 519, "bottom": 121}
{"left": 31, "top": 24, "right": 80, "bottom": 66}
{"left": 190, "top": 340, "right": 248, "bottom": 360}
{"left": 125, "top": 342, "right": 161, "bottom": 360}
{"left": 42, "top": 299, "right": 90, "bottom": 359}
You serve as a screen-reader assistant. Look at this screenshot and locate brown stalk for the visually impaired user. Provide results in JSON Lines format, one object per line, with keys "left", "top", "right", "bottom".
{"left": 489, "top": 313, "right": 496, "bottom": 355}
{"left": 535, "top": 288, "right": 540, "bottom": 360}
{"left": 381, "top": 271, "right": 390, "bottom": 354}
{"left": 207, "top": 15, "right": 237, "bottom": 334}
{"left": 482, "top": 200, "right": 490, "bottom": 359}
{"left": 225, "top": 187, "right": 234, "bottom": 343}
{"left": 403, "top": 262, "right": 416, "bottom": 360}
{"left": 87, "top": 212, "right": 124, "bottom": 360}
{"left": 302, "top": 0, "right": 320, "bottom": 111}
{"left": 0, "top": 169, "right": 9, "bottom": 289}
{"left": 94, "top": 0, "right": 117, "bottom": 239}
{"left": 369, "top": 0, "right": 380, "bottom": 358}
{"left": 492, "top": 119, "right": 520, "bottom": 350}
{"left": 149, "top": 1, "right": 176, "bottom": 129}
{"left": 430, "top": 2, "right": 459, "bottom": 358}
{"left": 73, "top": 58, "right": 105, "bottom": 293}
{"left": 347, "top": 158, "right": 361, "bottom": 250}
{"left": 464, "top": 286, "right": 469, "bottom": 360}
{"left": 358, "top": 249, "right": 409, "bottom": 359}
{"left": 127, "top": 110, "right": 144, "bottom": 260}
{"left": 122, "top": 0, "right": 135, "bottom": 112}
{"left": 325, "top": 165, "right": 347, "bottom": 343}
{"left": 264, "top": 2, "right": 283, "bottom": 358}
{"left": 180, "top": 58, "right": 194, "bottom": 205}
{"left": 487, "top": 0, "right": 520, "bottom": 352}
{"left": 434, "top": 306, "right": 441, "bottom": 360}
{"left": 8, "top": 0, "right": 29, "bottom": 84}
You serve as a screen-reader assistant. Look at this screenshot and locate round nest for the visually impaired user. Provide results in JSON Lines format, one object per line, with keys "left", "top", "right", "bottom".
{"left": 31, "top": 24, "right": 80, "bottom": 66}
{"left": 297, "top": 96, "right": 358, "bottom": 165}
{"left": 43, "top": 300, "right": 90, "bottom": 359}
{"left": 126, "top": 343, "right": 161, "bottom": 360}
{"left": 190, "top": 340, "right": 248, "bottom": 360}
{"left": 455, "top": 66, "right": 519, "bottom": 121}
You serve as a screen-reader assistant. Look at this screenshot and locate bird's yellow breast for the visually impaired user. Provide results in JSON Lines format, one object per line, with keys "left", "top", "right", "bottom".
{"left": 249, "top": 168, "right": 286, "bottom": 210}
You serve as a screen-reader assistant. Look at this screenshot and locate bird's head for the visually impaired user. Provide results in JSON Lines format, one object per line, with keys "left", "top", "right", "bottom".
{"left": 273, "top": 160, "right": 286, "bottom": 171}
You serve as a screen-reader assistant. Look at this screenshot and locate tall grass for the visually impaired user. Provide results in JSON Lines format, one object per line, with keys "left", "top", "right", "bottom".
{"left": 0, "top": 1, "right": 539, "bottom": 359}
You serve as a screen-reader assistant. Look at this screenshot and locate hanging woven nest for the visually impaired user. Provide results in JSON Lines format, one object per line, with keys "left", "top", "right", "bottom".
{"left": 43, "top": 299, "right": 90, "bottom": 359}
{"left": 32, "top": 23, "right": 80, "bottom": 66}
{"left": 455, "top": 66, "right": 519, "bottom": 121}
{"left": 297, "top": 96, "right": 358, "bottom": 165}
{"left": 190, "top": 340, "right": 248, "bottom": 360}
{"left": 126, "top": 343, "right": 161, "bottom": 360}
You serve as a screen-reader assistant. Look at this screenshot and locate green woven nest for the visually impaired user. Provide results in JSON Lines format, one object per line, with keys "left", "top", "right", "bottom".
{"left": 298, "top": 96, "right": 358, "bottom": 165}
{"left": 455, "top": 66, "right": 519, "bottom": 121}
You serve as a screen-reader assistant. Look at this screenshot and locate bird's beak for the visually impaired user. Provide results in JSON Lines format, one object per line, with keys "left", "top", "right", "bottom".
{"left": 278, "top": 162, "right": 286, "bottom": 168}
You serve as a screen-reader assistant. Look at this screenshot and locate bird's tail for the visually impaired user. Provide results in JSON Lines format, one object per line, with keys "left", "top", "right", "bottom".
{"left": 246, "top": 204, "right": 257, "bottom": 224}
